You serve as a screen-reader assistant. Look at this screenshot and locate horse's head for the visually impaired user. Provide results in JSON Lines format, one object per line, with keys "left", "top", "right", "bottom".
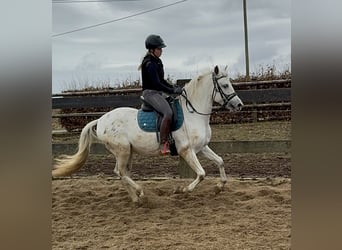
{"left": 212, "top": 65, "right": 243, "bottom": 111}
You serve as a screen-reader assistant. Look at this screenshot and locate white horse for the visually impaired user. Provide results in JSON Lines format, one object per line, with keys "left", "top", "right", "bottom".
{"left": 52, "top": 65, "right": 243, "bottom": 203}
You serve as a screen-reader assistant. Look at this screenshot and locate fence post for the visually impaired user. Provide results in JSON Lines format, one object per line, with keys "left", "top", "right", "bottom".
{"left": 252, "top": 84, "right": 258, "bottom": 122}
{"left": 178, "top": 157, "right": 196, "bottom": 179}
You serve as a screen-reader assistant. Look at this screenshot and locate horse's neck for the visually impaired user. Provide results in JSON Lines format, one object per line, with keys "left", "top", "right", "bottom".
{"left": 183, "top": 73, "right": 214, "bottom": 116}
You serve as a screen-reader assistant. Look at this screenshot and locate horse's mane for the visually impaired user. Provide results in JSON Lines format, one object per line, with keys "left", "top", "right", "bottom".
{"left": 184, "top": 70, "right": 212, "bottom": 97}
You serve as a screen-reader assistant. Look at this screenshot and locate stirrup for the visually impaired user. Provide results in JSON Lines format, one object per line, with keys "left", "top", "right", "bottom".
{"left": 160, "top": 141, "right": 170, "bottom": 155}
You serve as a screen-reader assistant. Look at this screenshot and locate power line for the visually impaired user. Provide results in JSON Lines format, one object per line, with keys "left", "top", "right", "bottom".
{"left": 52, "top": 0, "right": 188, "bottom": 37}
{"left": 53, "top": 0, "right": 141, "bottom": 3}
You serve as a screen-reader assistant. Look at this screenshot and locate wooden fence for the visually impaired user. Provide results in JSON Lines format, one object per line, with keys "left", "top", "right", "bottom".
{"left": 52, "top": 79, "right": 291, "bottom": 178}
{"left": 52, "top": 79, "right": 291, "bottom": 125}
{"left": 52, "top": 79, "right": 291, "bottom": 110}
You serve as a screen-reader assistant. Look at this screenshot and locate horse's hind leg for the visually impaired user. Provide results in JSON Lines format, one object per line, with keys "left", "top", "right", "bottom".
{"left": 113, "top": 160, "right": 139, "bottom": 202}
{"left": 108, "top": 143, "right": 144, "bottom": 203}
{"left": 114, "top": 152, "right": 132, "bottom": 177}
{"left": 119, "top": 157, "right": 144, "bottom": 203}
{"left": 200, "top": 145, "right": 227, "bottom": 190}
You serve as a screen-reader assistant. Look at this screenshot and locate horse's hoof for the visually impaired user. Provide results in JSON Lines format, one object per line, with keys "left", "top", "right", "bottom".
{"left": 133, "top": 196, "right": 148, "bottom": 207}
{"left": 132, "top": 198, "right": 140, "bottom": 206}
{"left": 213, "top": 184, "right": 224, "bottom": 195}
{"left": 138, "top": 190, "right": 144, "bottom": 198}
{"left": 173, "top": 186, "right": 183, "bottom": 194}
{"left": 139, "top": 196, "right": 148, "bottom": 206}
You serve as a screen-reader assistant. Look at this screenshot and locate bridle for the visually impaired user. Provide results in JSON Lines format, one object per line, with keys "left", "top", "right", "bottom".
{"left": 181, "top": 73, "right": 237, "bottom": 116}
{"left": 212, "top": 73, "right": 237, "bottom": 108}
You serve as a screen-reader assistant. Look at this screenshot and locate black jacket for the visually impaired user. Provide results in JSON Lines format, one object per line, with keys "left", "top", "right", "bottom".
{"left": 141, "top": 54, "right": 174, "bottom": 94}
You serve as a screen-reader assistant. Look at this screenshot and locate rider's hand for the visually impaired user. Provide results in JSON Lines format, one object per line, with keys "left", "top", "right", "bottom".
{"left": 173, "top": 86, "right": 183, "bottom": 95}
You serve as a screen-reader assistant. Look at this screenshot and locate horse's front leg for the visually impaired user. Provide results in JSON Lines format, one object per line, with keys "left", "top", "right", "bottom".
{"left": 179, "top": 148, "right": 206, "bottom": 192}
{"left": 200, "top": 145, "right": 227, "bottom": 191}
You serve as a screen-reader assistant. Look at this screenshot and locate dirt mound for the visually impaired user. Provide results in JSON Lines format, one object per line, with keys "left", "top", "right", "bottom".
{"left": 52, "top": 177, "right": 291, "bottom": 249}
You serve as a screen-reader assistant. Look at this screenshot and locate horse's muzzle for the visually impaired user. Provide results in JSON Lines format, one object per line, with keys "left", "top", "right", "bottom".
{"left": 226, "top": 97, "right": 243, "bottom": 111}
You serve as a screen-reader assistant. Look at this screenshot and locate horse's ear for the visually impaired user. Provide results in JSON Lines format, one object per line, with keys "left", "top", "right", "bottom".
{"left": 224, "top": 65, "right": 228, "bottom": 71}
{"left": 214, "top": 65, "right": 219, "bottom": 75}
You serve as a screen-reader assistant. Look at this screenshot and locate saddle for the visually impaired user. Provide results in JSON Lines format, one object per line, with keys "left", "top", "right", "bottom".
{"left": 137, "top": 96, "right": 184, "bottom": 156}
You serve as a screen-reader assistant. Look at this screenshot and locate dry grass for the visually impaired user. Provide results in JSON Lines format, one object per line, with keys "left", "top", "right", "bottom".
{"left": 210, "top": 121, "right": 291, "bottom": 141}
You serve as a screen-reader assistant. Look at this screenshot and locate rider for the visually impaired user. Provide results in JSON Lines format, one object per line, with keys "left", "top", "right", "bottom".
{"left": 139, "top": 34, "right": 182, "bottom": 155}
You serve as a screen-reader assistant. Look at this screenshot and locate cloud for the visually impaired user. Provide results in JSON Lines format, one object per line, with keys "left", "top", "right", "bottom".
{"left": 52, "top": 0, "right": 291, "bottom": 93}
{"left": 75, "top": 52, "right": 106, "bottom": 71}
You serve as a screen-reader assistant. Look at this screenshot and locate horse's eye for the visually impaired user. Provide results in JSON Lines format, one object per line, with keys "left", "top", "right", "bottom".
{"left": 222, "top": 84, "right": 229, "bottom": 89}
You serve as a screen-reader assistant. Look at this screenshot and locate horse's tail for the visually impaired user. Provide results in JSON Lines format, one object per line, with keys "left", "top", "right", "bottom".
{"left": 52, "top": 120, "right": 98, "bottom": 177}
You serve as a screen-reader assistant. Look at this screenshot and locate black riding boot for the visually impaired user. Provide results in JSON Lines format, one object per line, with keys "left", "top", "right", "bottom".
{"left": 160, "top": 117, "right": 171, "bottom": 154}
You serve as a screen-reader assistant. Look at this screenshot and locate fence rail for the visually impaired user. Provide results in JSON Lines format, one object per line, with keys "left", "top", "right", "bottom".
{"left": 51, "top": 79, "right": 291, "bottom": 98}
{"left": 52, "top": 79, "right": 291, "bottom": 128}
{"left": 52, "top": 88, "right": 290, "bottom": 110}
{"left": 52, "top": 79, "right": 290, "bottom": 108}
{"left": 51, "top": 102, "right": 291, "bottom": 119}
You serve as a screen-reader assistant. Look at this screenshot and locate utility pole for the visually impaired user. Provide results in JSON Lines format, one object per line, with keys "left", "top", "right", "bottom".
{"left": 243, "top": 0, "right": 250, "bottom": 80}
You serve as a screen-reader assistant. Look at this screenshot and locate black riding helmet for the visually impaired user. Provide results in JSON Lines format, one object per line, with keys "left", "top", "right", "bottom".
{"left": 145, "top": 34, "right": 166, "bottom": 49}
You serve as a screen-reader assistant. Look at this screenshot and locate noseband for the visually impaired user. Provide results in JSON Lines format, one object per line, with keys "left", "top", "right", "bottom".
{"left": 181, "top": 73, "right": 237, "bottom": 115}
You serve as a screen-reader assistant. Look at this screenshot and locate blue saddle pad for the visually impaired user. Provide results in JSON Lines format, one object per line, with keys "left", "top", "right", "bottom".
{"left": 137, "top": 99, "right": 184, "bottom": 132}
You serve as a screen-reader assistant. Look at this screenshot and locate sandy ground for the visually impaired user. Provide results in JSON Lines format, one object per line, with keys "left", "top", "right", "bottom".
{"left": 52, "top": 177, "right": 290, "bottom": 250}
{"left": 52, "top": 121, "right": 291, "bottom": 249}
{"left": 70, "top": 152, "right": 290, "bottom": 179}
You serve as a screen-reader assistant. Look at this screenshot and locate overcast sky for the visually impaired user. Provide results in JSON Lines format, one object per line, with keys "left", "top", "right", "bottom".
{"left": 52, "top": 0, "right": 291, "bottom": 93}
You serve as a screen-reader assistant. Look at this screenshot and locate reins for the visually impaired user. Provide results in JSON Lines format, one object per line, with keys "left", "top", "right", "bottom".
{"left": 181, "top": 89, "right": 212, "bottom": 116}
{"left": 180, "top": 72, "right": 237, "bottom": 116}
